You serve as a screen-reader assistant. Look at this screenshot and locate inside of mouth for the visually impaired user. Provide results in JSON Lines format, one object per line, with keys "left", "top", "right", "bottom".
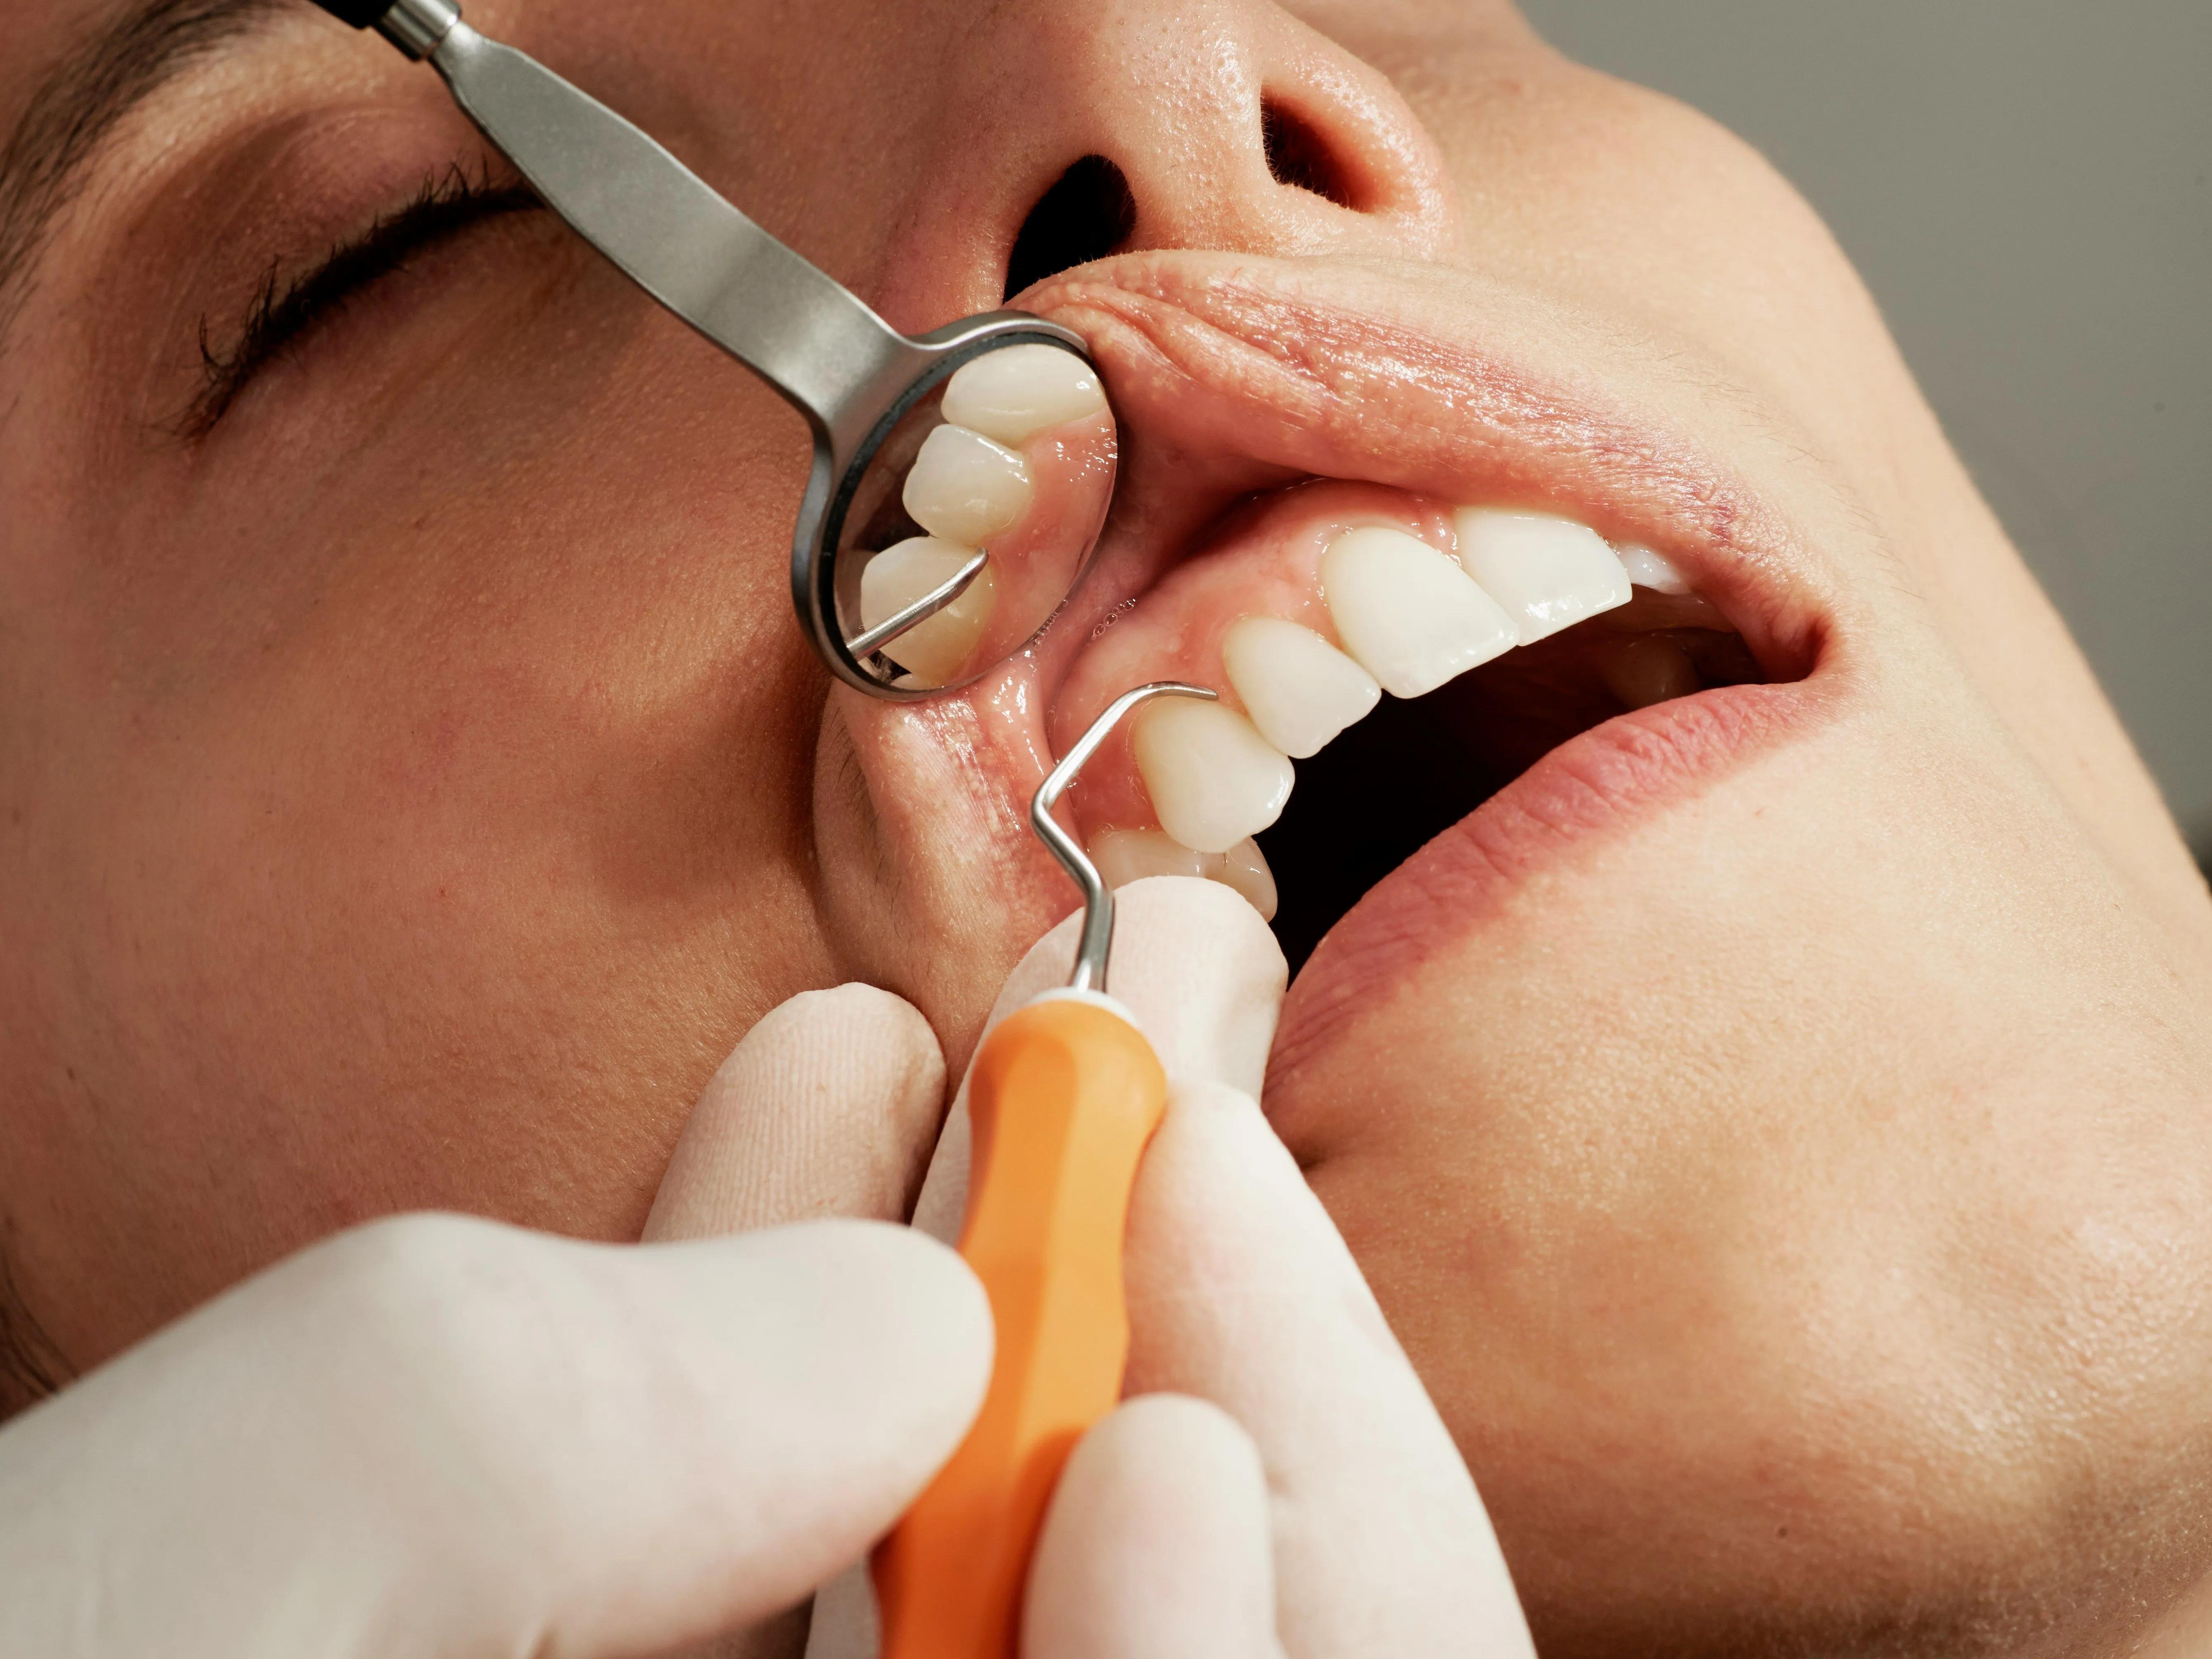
{"left": 1256, "top": 597, "right": 1763, "bottom": 974}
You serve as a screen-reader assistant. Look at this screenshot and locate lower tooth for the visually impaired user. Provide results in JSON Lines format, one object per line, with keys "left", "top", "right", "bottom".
{"left": 1320, "top": 527, "right": 1518, "bottom": 700}
{"left": 901, "top": 423, "right": 1033, "bottom": 545}
{"left": 1212, "top": 837, "right": 1278, "bottom": 922}
{"left": 1131, "top": 699, "right": 1294, "bottom": 856}
{"left": 1088, "top": 829, "right": 1277, "bottom": 922}
{"left": 1453, "top": 509, "right": 1632, "bottom": 644}
{"left": 1220, "top": 617, "right": 1380, "bottom": 759}
{"left": 858, "top": 537, "right": 997, "bottom": 686}
{"left": 1090, "top": 828, "right": 1209, "bottom": 887}
{"left": 1602, "top": 635, "right": 1701, "bottom": 709}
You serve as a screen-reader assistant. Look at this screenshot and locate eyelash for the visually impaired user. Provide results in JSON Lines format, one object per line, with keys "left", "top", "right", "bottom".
{"left": 183, "top": 163, "right": 539, "bottom": 437}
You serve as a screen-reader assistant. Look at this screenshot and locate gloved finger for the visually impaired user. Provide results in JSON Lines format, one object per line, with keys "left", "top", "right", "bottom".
{"left": 910, "top": 875, "right": 1287, "bottom": 1245}
{"left": 0, "top": 1215, "right": 989, "bottom": 1659}
{"left": 1123, "top": 1081, "right": 1537, "bottom": 1659}
{"left": 809, "top": 876, "right": 1290, "bottom": 1659}
{"left": 1022, "top": 1394, "right": 1283, "bottom": 1659}
{"left": 647, "top": 984, "right": 947, "bottom": 1241}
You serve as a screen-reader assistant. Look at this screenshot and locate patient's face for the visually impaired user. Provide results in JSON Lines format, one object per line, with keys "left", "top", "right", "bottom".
{"left": 5, "top": 0, "right": 2211, "bottom": 1649}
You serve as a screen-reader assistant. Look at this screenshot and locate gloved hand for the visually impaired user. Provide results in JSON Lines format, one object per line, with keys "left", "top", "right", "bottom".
{"left": 803, "top": 875, "right": 1537, "bottom": 1659}
{"left": 0, "top": 992, "right": 990, "bottom": 1659}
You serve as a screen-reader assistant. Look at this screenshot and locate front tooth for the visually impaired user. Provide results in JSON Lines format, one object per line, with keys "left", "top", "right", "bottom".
{"left": 1087, "top": 828, "right": 1279, "bottom": 922}
{"left": 1452, "top": 509, "right": 1632, "bottom": 644}
{"left": 858, "top": 536, "right": 997, "bottom": 686}
{"left": 1613, "top": 542, "right": 1693, "bottom": 596}
{"left": 1212, "top": 837, "right": 1278, "bottom": 922}
{"left": 941, "top": 343, "right": 1109, "bottom": 447}
{"left": 1132, "top": 699, "right": 1294, "bottom": 856}
{"left": 1220, "top": 616, "right": 1380, "bottom": 759}
{"left": 902, "top": 423, "right": 1033, "bottom": 545}
{"left": 1090, "top": 827, "right": 1208, "bottom": 888}
{"left": 1319, "top": 527, "right": 1517, "bottom": 699}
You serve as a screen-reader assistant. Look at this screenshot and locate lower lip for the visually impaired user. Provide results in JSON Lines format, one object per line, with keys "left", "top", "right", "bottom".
{"left": 1264, "top": 679, "right": 1822, "bottom": 1089}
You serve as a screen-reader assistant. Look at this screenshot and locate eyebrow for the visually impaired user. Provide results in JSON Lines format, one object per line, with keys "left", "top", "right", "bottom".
{"left": 0, "top": 0, "right": 288, "bottom": 342}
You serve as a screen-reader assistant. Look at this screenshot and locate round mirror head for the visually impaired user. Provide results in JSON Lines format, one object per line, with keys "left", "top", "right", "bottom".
{"left": 818, "top": 335, "right": 1117, "bottom": 695}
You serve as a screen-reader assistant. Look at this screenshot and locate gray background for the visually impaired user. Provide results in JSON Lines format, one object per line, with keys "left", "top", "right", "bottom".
{"left": 1520, "top": 0, "right": 2210, "bottom": 868}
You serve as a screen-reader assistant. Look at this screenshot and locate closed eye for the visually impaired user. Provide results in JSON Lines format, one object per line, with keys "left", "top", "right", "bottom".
{"left": 183, "top": 162, "right": 541, "bottom": 437}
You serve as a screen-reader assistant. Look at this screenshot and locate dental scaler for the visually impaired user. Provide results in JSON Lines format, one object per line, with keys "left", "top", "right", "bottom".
{"left": 874, "top": 682, "right": 1215, "bottom": 1659}
{"left": 306, "top": 0, "right": 1117, "bottom": 697}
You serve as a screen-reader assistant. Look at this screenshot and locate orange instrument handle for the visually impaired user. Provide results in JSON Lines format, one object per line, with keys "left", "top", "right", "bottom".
{"left": 874, "top": 992, "right": 1168, "bottom": 1659}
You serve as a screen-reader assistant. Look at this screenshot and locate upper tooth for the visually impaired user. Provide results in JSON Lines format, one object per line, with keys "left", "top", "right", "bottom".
{"left": 858, "top": 536, "right": 997, "bottom": 685}
{"left": 940, "top": 344, "right": 1109, "bottom": 447}
{"left": 1613, "top": 542, "right": 1693, "bottom": 596}
{"left": 1320, "top": 527, "right": 1517, "bottom": 699}
{"left": 1132, "top": 699, "right": 1293, "bottom": 855}
{"left": 1220, "top": 616, "right": 1380, "bottom": 759}
{"left": 902, "top": 424, "right": 1033, "bottom": 545}
{"left": 1452, "top": 509, "right": 1631, "bottom": 644}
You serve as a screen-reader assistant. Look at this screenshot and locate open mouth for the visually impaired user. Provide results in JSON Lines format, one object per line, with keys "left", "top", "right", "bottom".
{"left": 1256, "top": 580, "right": 1763, "bottom": 974}
{"left": 1044, "top": 475, "right": 1783, "bottom": 984}
{"left": 994, "top": 248, "right": 1827, "bottom": 1032}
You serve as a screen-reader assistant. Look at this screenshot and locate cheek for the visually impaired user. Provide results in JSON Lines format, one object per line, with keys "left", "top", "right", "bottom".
{"left": 1267, "top": 701, "right": 2212, "bottom": 1638}
{"left": 4, "top": 311, "right": 843, "bottom": 1366}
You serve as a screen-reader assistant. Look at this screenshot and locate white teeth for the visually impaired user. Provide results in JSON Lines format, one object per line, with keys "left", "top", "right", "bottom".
{"left": 1452, "top": 509, "right": 1632, "bottom": 644}
{"left": 1601, "top": 635, "right": 1701, "bottom": 710}
{"left": 858, "top": 537, "right": 997, "bottom": 686}
{"left": 1219, "top": 616, "right": 1380, "bottom": 760}
{"left": 1613, "top": 542, "right": 1694, "bottom": 597}
{"left": 1087, "top": 828, "right": 1278, "bottom": 922}
{"left": 1131, "top": 699, "right": 1294, "bottom": 856}
{"left": 1090, "top": 827, "right": 1209, "bottom": 886}
{"left": 1319, "top": 526, "right": 1517, "bottom": 700}
{"left": 940, "top": 343, "right": 1109, "bottom": 447}
{"left": 901, "top": 423, "right": 1033, "bottom": 546}
{"left": 1610, "top": 546, "right": 1690, "bottom": 597}
{"left": 1211, "top": 837, "right": 1278, "bottom": 921}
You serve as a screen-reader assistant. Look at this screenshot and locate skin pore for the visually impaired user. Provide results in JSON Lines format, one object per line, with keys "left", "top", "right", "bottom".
{"left": 3, "top": 0, "right": 2210, "bottom": 1654}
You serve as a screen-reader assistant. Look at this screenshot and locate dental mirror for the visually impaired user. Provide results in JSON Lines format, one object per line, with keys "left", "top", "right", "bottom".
{"left": 309, "top": 0, "right": 1118, "bottom": 698}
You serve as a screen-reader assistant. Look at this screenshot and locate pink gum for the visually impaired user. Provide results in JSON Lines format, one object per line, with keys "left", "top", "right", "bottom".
{"left": 1051, "top": 480, "right": 1461, "bottom": 837}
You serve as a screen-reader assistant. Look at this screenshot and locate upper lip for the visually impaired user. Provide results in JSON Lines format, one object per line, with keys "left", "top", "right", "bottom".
{"left": 988, "top": 245, "right": 1839, "bottom": 1067}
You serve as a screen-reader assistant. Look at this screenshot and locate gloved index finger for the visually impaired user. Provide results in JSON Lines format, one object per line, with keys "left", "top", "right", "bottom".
{"left": 647, "top": 983, "right": 947, "bottom": 1241}
{"left": 908, "top": 874, "right": 1286, "bottom": 1244}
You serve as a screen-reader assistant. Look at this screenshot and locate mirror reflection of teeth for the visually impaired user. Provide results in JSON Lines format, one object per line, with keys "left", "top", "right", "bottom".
{"left": 1110, "top": 512, "right": 1701, "bottom": 913}
{"left": 1088, "top": 827, "right": 1280, "bottom": 921}
{"left": 855, "top": 345, "right": 1111, "bottom": 686}
{"left": 940, "top": 342, "right": 1109, "bottom": 446}
{"left": 858, "top": 535, "right": 999, "bottom": 685}
{"left": 902, "top": 423, "right": 1034, "bottom": 545}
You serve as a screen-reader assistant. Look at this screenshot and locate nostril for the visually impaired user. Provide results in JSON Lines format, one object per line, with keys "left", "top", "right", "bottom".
{"left": 1003, "top": 155, "right": 1138, "bottom": 301}
{"left": 1261, "top": 96, "right": 1361, "bottom": 211}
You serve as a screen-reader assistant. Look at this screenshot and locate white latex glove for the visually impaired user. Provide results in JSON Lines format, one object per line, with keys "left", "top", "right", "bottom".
{"left": 0, "top": 989, "right": 989, "bottom": 1659}
{"left": 811, "top": 875, "right": 1537, "bottom": 1659}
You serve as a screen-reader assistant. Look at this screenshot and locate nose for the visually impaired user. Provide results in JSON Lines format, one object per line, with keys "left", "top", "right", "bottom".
{"left": 855, "top": 0, "right": 1458, "bottom": 325}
